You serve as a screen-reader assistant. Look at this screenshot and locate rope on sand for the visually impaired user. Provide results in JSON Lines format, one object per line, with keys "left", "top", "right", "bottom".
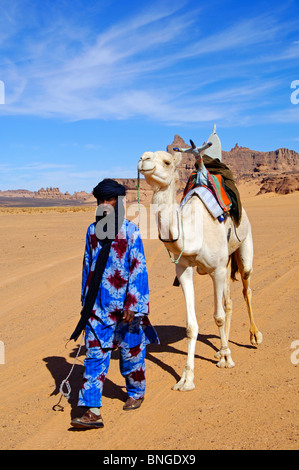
{"left": 52, "top": 332, "right": 85, "bottom": 412}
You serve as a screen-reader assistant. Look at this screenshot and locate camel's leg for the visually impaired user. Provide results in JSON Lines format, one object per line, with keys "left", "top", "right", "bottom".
{"left": 236, "top": 233, "right": 263, "bottom": 345}
{"left": 241, "top": 272, "right": 263, "bottom": 345}
{"left": 215, "top": 263, "right": 232, "bottom": 361}
{"left": 211, "top": 267, "right": 235, "bottom": 368}
{"left": 224, "top": 260, "right": 233, "bottom": 342}
{"left": 172, "top": 264, "right": 198, "bottom": 391}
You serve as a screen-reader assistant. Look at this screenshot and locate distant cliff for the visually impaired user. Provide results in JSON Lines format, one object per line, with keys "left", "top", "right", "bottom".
{"left": 0, "top": 186, "right": 94, "bottom": 203}
{"left": 1, "top": 136, "right": 298, "bottom": 204}
{"left": 164, "top": 135, "right": 299, "bottom": 196}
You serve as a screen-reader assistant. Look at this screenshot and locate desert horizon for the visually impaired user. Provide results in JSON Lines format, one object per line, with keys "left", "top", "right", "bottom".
{"left": 1, "top": 136, "right": 299, "bottom": 205}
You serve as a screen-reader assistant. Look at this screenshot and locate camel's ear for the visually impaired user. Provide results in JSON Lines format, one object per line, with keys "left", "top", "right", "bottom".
{"left": 173, "top": 151, "right": 182, "bottom": 166}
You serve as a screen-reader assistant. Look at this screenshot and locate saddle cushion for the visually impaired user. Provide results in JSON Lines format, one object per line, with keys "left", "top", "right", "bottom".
{"left": 182, "top": 156, "right": 242, "bottom": 225}
{"left": 207, "top": 173, "right": 232, "bottom": 214}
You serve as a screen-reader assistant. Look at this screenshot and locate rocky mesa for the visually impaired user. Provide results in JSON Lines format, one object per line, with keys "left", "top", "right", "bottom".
{"left": 117, "top": 136, "right": 298, "bottom": 202}
{"left": 1, "top": 135, "right": 298, "bottom": 205}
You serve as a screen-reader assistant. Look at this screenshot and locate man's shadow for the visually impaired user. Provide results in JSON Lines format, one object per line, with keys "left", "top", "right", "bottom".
{"left": 44, "top": 325, "right": 253, "bottom": 419}
{"left": 44, "top": 347, "right": 129, "bottom": 419}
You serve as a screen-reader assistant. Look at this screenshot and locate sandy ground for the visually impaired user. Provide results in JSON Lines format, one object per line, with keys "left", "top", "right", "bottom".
{"left": 0, "top": 183, "right": 298, "bottom": 450}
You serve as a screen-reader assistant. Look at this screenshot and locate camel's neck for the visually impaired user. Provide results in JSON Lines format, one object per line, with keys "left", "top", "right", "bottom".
{"left": 152, "top": 177, "right": 180, "bottom": 241}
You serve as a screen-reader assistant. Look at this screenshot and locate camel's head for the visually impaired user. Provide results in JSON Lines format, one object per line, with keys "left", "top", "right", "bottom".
{"left": 138, "top": 151, "right": 182, "bottom": 189}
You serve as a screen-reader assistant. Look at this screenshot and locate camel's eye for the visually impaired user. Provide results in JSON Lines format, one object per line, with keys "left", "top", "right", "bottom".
{"left": 164, "top": 160, "right": 171, "bottom": 166}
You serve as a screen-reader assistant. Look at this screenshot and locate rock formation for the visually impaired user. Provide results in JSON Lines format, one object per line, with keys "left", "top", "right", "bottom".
{"left": 163, "top": 135, "right": 299, "bottom": 197}
{"left": 257, "top": 174, "right": 299, "bottom": 195}
{"left": 1, "top": 135, "right": 298, "bottom": 204}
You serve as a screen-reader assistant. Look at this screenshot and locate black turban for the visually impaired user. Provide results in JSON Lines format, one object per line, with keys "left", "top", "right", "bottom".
{"left": 93, "top": 178, "right": 126, "bottom": 201}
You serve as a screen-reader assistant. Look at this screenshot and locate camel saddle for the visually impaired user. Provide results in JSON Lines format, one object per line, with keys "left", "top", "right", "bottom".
{"left": 182, "top": 156, "right": 242, "bottom": 226}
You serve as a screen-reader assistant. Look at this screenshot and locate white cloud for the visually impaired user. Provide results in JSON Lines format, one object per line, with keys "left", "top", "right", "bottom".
{"left": 15, "top": 162, "right": 72, "bottom": 171}
{"left": 267, "top": 107, "right": 299, "bottom": 123}
{"left": 0, "top": 158, "right": 138, "bottom": 193}
{"left": 0, "top": 1, "right": 297, "bottom": 127}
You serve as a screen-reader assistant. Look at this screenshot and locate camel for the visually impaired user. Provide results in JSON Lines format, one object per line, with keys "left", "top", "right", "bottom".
{"left": 138, "top": 133, "right": 263, "bottom": 391}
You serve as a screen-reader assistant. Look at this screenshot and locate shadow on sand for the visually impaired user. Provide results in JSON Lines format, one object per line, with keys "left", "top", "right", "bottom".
{"left": 43, "top": 324, "right": 255, "bottom": 423}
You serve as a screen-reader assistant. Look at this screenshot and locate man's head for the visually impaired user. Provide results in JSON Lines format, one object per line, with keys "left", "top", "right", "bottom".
{"left": 93, "top": 179, "right": 126, "bottom": 203}
{"left": 93, "top": 179, "right": 126, "bottom": 240}
{"left": 93, "top": 178, "right": 126, "bottom": 214}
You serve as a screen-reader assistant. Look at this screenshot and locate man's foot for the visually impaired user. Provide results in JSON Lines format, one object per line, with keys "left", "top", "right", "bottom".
{"left": 70, "top": 409, "right": 104, "bottom": 429}
{"left": 123, "top": 396, "right": 144, "bottom": 411}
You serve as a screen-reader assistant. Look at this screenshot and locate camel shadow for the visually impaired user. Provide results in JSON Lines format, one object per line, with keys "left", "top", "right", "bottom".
{"left": 44, "top": 325, "right": 255, "bottom": 418}
{"left": 146, "top": 325, "right": 219, "bottom": 384}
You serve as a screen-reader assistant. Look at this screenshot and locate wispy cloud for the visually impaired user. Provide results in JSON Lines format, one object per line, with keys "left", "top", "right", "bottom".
{"left": 173, "top": 14, "right": 283, "bottom": 59}
{"left": 267, "top": 107, "right": 299, "bottom": 123}
{"left": 15, "top": 162, "right": 72, "bottom": 171}
{"left": 0, "top": 159, "right": 138, "bottom": 192}
{"left": 0, "top": 0, "right": 297, "bottom": 127}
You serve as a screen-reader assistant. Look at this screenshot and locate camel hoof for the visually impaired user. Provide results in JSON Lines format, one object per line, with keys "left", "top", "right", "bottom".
{"left": 216, "top": 349, "right": 235, "bottom": 368}
{"left": 250, "top": 331, "right": 263, "bottom": 345}
{"left": 172, "top": 381, "right": 195, "bottom": 392}
{"left": 215, "top": 348, "right": 235, "bottom": 368}
{"left": 216, "top": 357, "right": 235, "bottom": 368}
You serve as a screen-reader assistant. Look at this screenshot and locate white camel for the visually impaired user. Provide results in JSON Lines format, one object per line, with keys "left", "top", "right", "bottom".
{"left": 138, "top": 135, "right": 262, "bottom": 391}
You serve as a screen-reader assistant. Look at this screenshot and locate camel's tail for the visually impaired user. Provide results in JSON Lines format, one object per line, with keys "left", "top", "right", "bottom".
{"left": 230, "top": 252, "right": 239, "bottom": 281}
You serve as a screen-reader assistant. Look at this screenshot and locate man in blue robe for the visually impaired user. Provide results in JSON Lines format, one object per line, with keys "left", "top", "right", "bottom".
{"left": 70, "top": 179, "right": 159, "bottom": 429}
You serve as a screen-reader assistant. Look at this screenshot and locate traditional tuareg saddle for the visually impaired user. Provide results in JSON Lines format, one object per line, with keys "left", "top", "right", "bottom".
{"left": 175, "top": 125, "right": 242, "bottom": 226}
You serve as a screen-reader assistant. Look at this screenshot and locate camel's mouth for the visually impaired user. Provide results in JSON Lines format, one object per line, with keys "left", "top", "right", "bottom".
{"left": 147, "top": 172, "right": 169, "bottom": 187}
{"left": 138, "top": 163, "right": 156, "bottom": 174}
{"left": 139, "top": 167, "right": 155, "bottom": 173}
{"left": 139, "top": 166, "right": 168, "bottom": 186}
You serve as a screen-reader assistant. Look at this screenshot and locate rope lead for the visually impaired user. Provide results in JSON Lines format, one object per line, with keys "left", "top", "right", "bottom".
{"left": 135, "top": 169, "right": 141, "bottom": 228}
{"left": 52, "top": 331, "right": 85, "bottom": 412}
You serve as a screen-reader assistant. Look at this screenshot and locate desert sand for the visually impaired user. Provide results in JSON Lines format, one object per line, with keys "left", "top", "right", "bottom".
{"left": 0, "top": 182, "right": 298, "bottom": 450}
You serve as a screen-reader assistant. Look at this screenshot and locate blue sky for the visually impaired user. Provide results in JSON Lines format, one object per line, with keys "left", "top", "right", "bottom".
{"left": 0, "top": 0, "right": 298, "bottom": 193}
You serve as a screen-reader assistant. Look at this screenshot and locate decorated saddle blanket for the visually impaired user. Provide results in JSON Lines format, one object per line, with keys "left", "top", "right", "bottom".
{"left": 181, "top": 156, "right": 242, "bottom": 225}
{"left": 181, "top": 170, "right": 232, "bottom": 219}
{"left": 180, "top": 185, "right": 226, "bottom": 219}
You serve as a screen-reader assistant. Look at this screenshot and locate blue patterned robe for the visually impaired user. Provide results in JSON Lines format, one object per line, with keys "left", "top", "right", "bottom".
{"left": 81, "top": 218, "right": 159, "bottom": 350}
